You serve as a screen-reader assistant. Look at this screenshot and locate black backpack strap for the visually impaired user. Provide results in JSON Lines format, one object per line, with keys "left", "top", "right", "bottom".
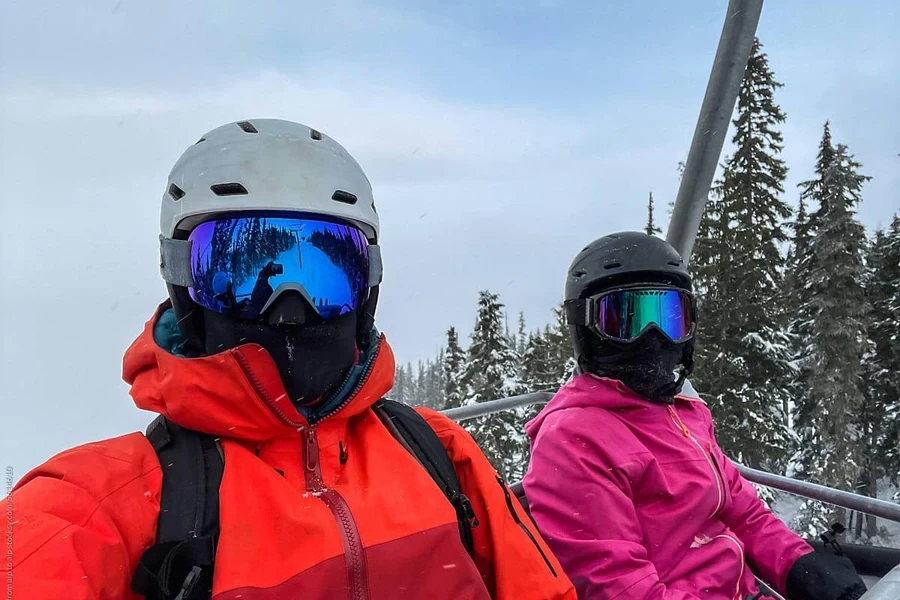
{"left": 132, "top": 416, "right": 224, "bottom": 600}
{"left": 373, "top": 399, "right": 479, "bottom": 557}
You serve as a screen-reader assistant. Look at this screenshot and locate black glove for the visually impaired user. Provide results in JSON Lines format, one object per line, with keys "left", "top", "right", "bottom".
{"left": 785, "top": 549, "right": 867, "bottom": 600}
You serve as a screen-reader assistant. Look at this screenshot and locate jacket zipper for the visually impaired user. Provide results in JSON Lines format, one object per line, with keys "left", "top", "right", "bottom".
{"left": 666, "top": 405, "right": 725, "bottom": 518}
{"left": 234, "top": 339, "right": 384, "bottom": 600}
{"left": 496, "top": 475, "right": 558, "bottom": 577}
{"left": 713, "top": 533, "right": 745, "bottom": 600}
{"left": 305, "top": 424, "right": 369, "bottom": 600}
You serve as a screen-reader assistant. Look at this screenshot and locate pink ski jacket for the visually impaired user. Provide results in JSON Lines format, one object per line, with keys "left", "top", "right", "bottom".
{"left": 523, "top": 374, "right": 812, "bottom": 600}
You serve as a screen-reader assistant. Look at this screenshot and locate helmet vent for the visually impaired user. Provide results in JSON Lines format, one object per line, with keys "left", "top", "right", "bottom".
{"left": 668, "top": 261, "right": 681, "bottom": 266}
{"left": 168, "top": 183, "right": 186, "bottom": 201}
{"left": 574, "top": 269, "right": 586, "bottom": 278}
{"left": 332, "top": 190, "right": 358, "bottom": 205}
{"left": 236, "top": 121, "right": 258, "bottom": 134}
{"left": 603, "top": 262, "right": 622, "bottom": 270}
{"left": 310, "top": 129, "right": 323, "bottom": 141}
{"left": 210, "top": 183, "right": 249, "bottom": 196}
{"left": 195, "top": 137, "right": 206, "bottom": 144}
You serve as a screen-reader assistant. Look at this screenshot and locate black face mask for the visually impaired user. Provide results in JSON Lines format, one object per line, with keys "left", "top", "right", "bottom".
{"left": 201, "top": 293, "right": 358, "bottom": 406}
{"left": 584, "top": 329, "right": 690, "bottom": 404}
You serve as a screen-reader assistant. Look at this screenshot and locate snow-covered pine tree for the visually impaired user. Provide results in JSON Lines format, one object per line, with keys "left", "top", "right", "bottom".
{"left": 443, "top": 326, "right": 467, "bottom": 410}
{"left": 516, "top": 313, "right": 528, "bottom": 359}
{"left": 427, "top": 348, "right": 447, "bottom": 410}
{"left": 858, "top": 215, "right": 900, "bottom": 539}
{"left": 462, "top": 291, "right": 529, "bottom": 480}
{"left": 690, "top": 38, "right": 794, "bottom": 471}
{"left": 545, "top": 303, "right": 576, "bottom": 387}
{"left": 792, "top": 139, "right": 871, "bottom": 537}
{"left": 875, "top": 216, "right": 900, "bottom": 482}
{"left": 645, "top": 192, "right": 662, "bottom": 236}
{"left": 414, "top": 360, "right": 427, "bottom": 406}
{"left": 389, "top": 362, "right": 409, "bottom": 403}
{"left": 522, "top": 329, "right": 549, "bottom": 393}
{"left": 786, "top": 123, "right": 837, "bottom": 487}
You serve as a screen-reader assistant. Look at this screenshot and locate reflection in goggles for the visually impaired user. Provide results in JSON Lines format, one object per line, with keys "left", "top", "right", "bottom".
{"left": 188, "top": 215, "right": 370, "bottom": 320}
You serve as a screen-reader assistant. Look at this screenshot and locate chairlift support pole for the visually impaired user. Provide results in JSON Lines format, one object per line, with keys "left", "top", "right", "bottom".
{"left": 665, "top": 0, "right": 764, "bottom": 263}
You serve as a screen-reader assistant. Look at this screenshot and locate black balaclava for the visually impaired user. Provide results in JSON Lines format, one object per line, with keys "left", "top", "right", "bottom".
{"left": 200, "top": 291, "right": 359, "bottom": 406}
{"left": 583, "top": 328, "right": 693, "bottom": 404}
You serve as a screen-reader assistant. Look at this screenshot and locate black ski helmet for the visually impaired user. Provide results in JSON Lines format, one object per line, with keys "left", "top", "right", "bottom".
{"left": 564, "top": 231, "right": 694, "bottom": 369}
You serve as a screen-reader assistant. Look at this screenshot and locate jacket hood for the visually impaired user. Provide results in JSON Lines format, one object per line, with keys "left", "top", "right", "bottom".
{"left": 525, "top": 373, "right": 701, "bottom": 443}
{"left": 122, "top": 303, "right": 395, "bottom": 441}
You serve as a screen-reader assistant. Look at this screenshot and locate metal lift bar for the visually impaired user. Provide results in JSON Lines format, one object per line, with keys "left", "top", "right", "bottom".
{"left": 666, "top": 0, "right": 764, "bottom": 263}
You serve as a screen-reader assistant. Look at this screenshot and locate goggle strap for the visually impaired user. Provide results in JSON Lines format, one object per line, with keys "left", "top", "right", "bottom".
{"left": 368, "top": 244, "right": 383, "bottom": 288}
{"left": 564, "top": 298, "right": 590, "bottom": 326}
{"left": 159, "top": 236, "right": 195, "bottom": 288}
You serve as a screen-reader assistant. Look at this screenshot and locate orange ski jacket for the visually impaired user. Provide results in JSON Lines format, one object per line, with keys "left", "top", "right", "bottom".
{"left": 1, "top": 305, "right": 575, "bottom": 600}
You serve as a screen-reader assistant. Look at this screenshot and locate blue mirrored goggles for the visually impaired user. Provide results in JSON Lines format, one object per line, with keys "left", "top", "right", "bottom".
{"left": 160, "top": 214, "right": 382, "bottom": 321}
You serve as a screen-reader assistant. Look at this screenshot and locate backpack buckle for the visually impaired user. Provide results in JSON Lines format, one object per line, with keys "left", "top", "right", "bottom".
{"left": 173, "top": 566, "right": 203, "bottom": 600}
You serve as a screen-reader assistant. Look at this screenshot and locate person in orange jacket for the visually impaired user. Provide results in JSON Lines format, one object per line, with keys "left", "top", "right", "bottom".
{"left": 0, "top": 119, "right": 575, "bottom": 600}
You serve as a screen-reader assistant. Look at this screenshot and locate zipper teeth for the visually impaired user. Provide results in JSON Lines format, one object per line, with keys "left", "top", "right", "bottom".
{"left": 323, "top": 491, "right": 367, "bottom": 600}
{"left": 666, "top": 406, "right": 725, "bottom": 517}
{"left": 305, "top": 424, "right": 368, "bottom": 600}
{"left": 496, "top": 476, "right": 558, "bottom": 577}
{"left": 714, "top": 534, "right": 745, "bottom": 600}
{"left": 234, "top": 349, "right": 304, "bottom": 427}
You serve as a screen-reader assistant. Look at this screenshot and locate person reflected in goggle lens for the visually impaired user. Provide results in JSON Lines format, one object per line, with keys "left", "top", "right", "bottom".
{"left": 187, "top": 213, "right": 371, "bottom": 322}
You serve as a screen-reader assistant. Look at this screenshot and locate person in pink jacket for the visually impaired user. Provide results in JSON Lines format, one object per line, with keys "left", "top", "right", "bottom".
{"left": 523, "top": 232, "right": 866, "bottom": 600}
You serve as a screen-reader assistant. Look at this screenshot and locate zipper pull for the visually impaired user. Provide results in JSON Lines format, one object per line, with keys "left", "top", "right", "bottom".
{"left": 305, "top": 426, "right": 318, "bottom": 473}
{"left": 454, "top": 492, "right": 480, "bottom": 528}
{"left": 667, "top": 406, "right": 690, "bottom": 437}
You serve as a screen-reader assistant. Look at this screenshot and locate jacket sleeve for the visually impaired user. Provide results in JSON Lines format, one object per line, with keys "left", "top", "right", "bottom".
{"left": 523, "top": 408, "right": 701, "bottom": 600}
{"left": 418, "top": 408, "right": 577, "bottom": 600}
{"left": 709, "top": 423, "right": 813, "bottom": 594}
{"left": 0, "top": 433, "right": 162, "bottom": 600}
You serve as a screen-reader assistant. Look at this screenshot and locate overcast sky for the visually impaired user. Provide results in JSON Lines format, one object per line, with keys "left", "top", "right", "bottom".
{"left": 2, "top": 0, "right": 898, "bottom": 478}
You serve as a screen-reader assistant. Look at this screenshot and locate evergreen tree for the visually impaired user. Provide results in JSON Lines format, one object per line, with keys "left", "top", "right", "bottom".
{"left": 857, "top": 215, "right": 900, "bottom": 539}
{"left": 516, "top": 313, "right": 528, "bottom": 359}
{"left": 390, "top": 362, "right": 409, "bottom": 403}
{"left": 462, "top": 291, "right": 529, "bottom": 480}
{"left": 645, "top": 192, "right": 662, "bottom": 236}
{"left": 792, "top": 139, "right": 871, "bottom": 537}
{"left": 443, "top": 327, "right": 467, "bottom": 410}
{"left": 522, "top": 329, "right": 549, "bottom": 393}
{"left": 521, "top": 304, "right": 575, "bottom": 393}
{"left": 690, "top": 38, "right": 794, "bottom": 471}
{"left": 415, "top": 360, "right": 427, "bottom": 405}
{"left": 428, "top": 348, "right": 447, "bottom": 409}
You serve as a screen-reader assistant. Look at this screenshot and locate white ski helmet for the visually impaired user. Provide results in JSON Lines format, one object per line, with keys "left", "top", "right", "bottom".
{"left": 158, "top": 119, "right": 383, "bottom": 344}
{"left": 160, "top": 119, "right": 379, "bottom": 241}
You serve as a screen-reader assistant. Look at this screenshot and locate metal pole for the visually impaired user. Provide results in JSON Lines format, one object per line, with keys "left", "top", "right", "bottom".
{"left": 666, "top": 0, "right": 763, "bottom": 263}
{"left": 737, "top": 465, "right": 900, "bottom": 524}
{"left": 441, "top": 391, "right": 554, "bottom": 422}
